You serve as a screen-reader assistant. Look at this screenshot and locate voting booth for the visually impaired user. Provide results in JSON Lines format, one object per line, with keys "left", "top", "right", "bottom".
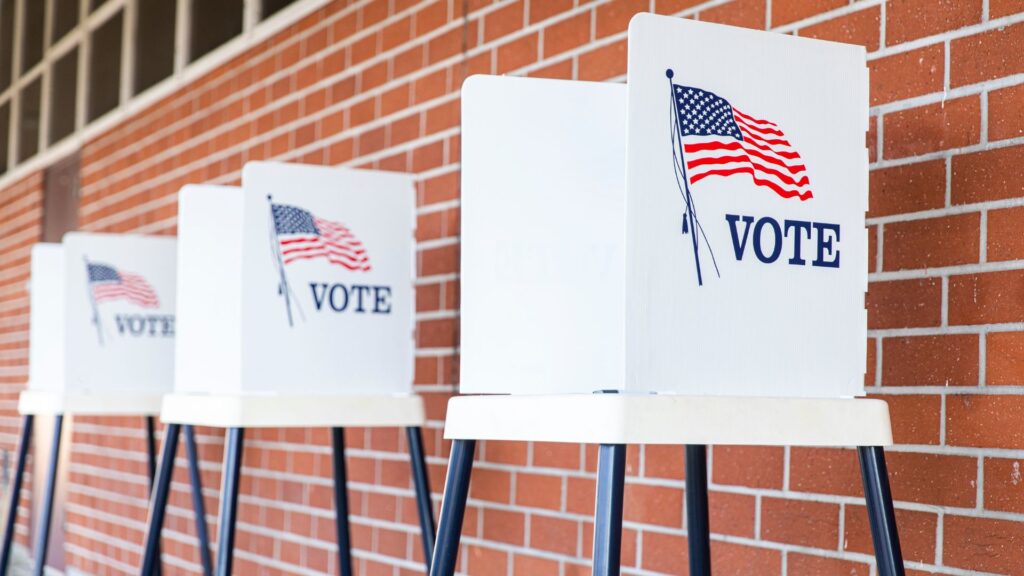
{"left": 0, "top": 234, "right": 210, "bottom": 576}
{"left": 432, "top": 14, "right": 903, "bottom": 576}
{"left": 139, "top": 164, "right": 433, "bottom": 576}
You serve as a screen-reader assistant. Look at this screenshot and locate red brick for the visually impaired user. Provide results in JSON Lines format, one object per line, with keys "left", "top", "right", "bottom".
{"left": 710, "top": 540, "right": 781, "bottom": 576}
{"left": 989, "top": 83, "right": 1024, "bottom": 141}
{"left": 882, "top": 334, "right": 979, "bottom": 386}
{"left": 529, "top": 515, "right": 578, "bottom": 556}
{"left": 882, "top": 96, "right": 981, "bottom": 159}
{"left": 951, "top": 22, "right": 1024, "bottom": 87}
{"left": 496, "top": 32, "right": 538, "bottom": 74}
{"left": 984, "top": 457, "right": 1024, "bottom": 514}
{"left": 943, "top": 515, "right": 1024, "bottom": 573}
{"left": 513, "top": 553, "right": 559, "bottom": 576}
{"left": 640, "top": 531, "right": 687, "bottom": 575}
{"left": 542, "top": 12, "right": 591, "bottom": 58}
{"left": 643, "top": 444, "right": 684, "bottom": 479}
{"left": 760, "top": 498, "right": 839, "bottom": 549}
{"left": 844, "top": 506, "right": 937, "bottom": 564}
{"left": 869, "top": 44, "right": 945, "bottom": 106}
{"left": 515, "top": 472, "right": 562, "bottom": 510}
{"left": 866, "top": 337, "right": 877, "bottom": 386}
{"left": 789, "top": 448, "right": 862, "bottom": 497}
{"left": 700, "top": 0, "right": 766, "bottom": 29}
{"left": 595, "top": 0, "right": 647, "bottom": 38}
{"left": 882, "top": 213, "right": 980, "bottom": 271}
{"left": 787, "top": 554, "right": 870, "bottom": 575}
{"left": 870, "top": 394, "right": 942, "bottom": 445}
{"left": 990, "top": 0, "right": 1024, "bottom": 18}
{"left": 483, "top": 508, "right": 526, "bottom": 546}
{"left": 578, "top": 39, "right": 627, "bottom": 81}
{"left": 947, "top": 395, "right": 1024, "bottom": 449}
{"left": 988, "top": 332, "right": 1024, "bottom": 385}
{"left": 708, "top": 491, "right": 756, "bottom": 538}
{"left": 888, "top": 452, "right": 977, "bottom": 507}
{"left": 529, "top": 0, "right": 574, "bottom": 24}
{"left": 711, "top": 446, "right": 784, "bottom": 489}
{"left": 869, "top": 160, "right": 945, "bottom": 218}
{"left": 799, "top": 6, "right": 881, "bottom": 52}
{"left": 952, "top": 144, "right": 1024, "bottom": 204}
{"left": 623, "top": 483, "right": 682, "bottom": 527}
{"left": 867, "top": 278, "right": 942, "bottom": 329}
{"left": 886, "top": 0, "right": 982, "bottom": 45}
{"left": 773, "top": 0, "right": 845, "bottom": 27}
{"left": 483, "top": 0, "right": 523, "bottom": 42}
{"left": 950, "top": 269, "right": 1024, "bottom": 325}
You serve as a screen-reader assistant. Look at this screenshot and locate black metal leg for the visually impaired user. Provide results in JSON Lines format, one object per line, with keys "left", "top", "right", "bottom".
{"left": 593, "top": 444, "right": 626, "bottom": 576}
{"left": 184, "top": 425, "right": 213, "bottom": 576}
{"left": 32, "top": 414, "right": 63, "bottom": 576}
{"left": 331, "top": 428, "right": 353, "bottom": 576}
{"left": 215, "top": 428, "right": 244, "bottom": 576}
{"left": 406, "top": 427, "right": 435, "bottom": 571}
{"left": 428, "top": 439, "right": 475, "bottom": 576}
{"left": 858, "top": 446, "right": 905, "bottom": 576}
{"left": 0, "top": 414, "right": 33, "bottom": 576}
{"left": 685, "top": 445, "right": 711, "bottom": 576}
{"left": 140, "top": 423, "right": 180, "bottom": 576}
{"left": 144, "top": 417, "right": 163, "bottom": 576}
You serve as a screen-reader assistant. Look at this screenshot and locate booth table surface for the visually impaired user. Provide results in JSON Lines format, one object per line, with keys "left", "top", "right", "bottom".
{"left": 18, "top": 389, "right": 164, "bottom": 416}
{"left": 160, "top": 393, "right": 425, "bottom": 428}
{"left": 444, "top": 394, "right": 892, "bottom": 447}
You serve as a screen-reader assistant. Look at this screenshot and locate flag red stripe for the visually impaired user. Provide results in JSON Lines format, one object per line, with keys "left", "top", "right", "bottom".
{"left": 686, "top": 155, "right": 810, "bottom": 187}
{"left": 689, "top": 166, "right": 813, "bottom": 200}
{"left": 733, "top": 108, "right": 779, "bottom": 130}
{"left": 283, "top": 251, "right": 372, "bottom": 271}
{"left": 683, "top": 141, "right": 807, "bottom": 174}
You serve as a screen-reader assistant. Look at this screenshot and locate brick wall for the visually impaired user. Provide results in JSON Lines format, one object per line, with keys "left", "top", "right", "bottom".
{"left": 0, "top": 0, "right": 1023, "bottom": 574}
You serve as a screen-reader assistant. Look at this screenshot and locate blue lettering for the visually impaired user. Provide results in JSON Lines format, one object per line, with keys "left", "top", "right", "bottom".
{"left": 753, "top": 217, "right": 783, "bottom": 264}
{"left": 784, "top": 220, "right": 812, "bottom": 265}
{"left": 812, "top": 222, "right": 841, "bottom": 268}
{"left": 725, "top": 214, "right": 755, "bottom": 260}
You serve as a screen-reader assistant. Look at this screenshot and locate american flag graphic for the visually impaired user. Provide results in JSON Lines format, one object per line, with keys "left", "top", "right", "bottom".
{"left": 271, "top": 203, "right": 371, "bottom": 272}
{"left": 87, "top": 263, "right": 160, "bottom": 308}
{"left": 672, "top": 84, "right": 813, "bottom": 201}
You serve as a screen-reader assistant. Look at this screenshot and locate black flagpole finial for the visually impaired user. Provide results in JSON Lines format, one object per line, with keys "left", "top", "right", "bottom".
{"left": 666, "top": 69, "right": 674, "bottom": 79}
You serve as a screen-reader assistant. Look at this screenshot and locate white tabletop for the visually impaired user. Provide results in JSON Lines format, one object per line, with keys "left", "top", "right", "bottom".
{"left": 18, "top": 389, "right": 164, "bottom": 416}
{"left": 444, "top": 394, "right": 892, "bottom": 446}
{"left": 160, "top": 392, "right": 426, "bottom": 428}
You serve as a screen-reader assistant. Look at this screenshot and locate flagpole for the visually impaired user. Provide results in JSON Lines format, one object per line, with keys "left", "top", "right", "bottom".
{"left": 83, "top": 255, "right": 104, "bottom": 346}
{"left": 267, "top": 195, "right": 294, "bottom": 327}
{"left": 667, "top": 69, "right": 704, "bottom": 286}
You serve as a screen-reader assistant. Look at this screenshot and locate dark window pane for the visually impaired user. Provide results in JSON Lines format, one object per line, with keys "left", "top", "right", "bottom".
{"left": 43, "top": 153, "right": 80, "bottom": 242}
{"left": 0, "top": 102, "right": 9, "bottom": 173}
{"left": 18, "top": 77, "right": 41, "bottom": 162}
{"left": 90, "top": 0, "right": 110, "bottom": 12}
{"left": 88, "top": 11, "right": 122, "bottom": 121}
{"left": 262, "top": 0, "right": 297, "bottom": 19}
{"left": 190, "top": 0, "right": 242, "bottom": 62}
{"left": 52, "top": 0, "right": 80, "bottom": 44}
{"left": 21, "top": 0, "right": 45, "bottom": 72}
{"left": 50, "top": 48, "right": 77, "bottom": 144}
{"left": 0, "top": 0, "right": 13, "bottom": 91}
{"left": 134, "top": 0, "right": 175, "bottom": 94}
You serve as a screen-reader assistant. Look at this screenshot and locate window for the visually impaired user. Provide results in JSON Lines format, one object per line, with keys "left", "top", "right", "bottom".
{"left": 134, "top": 0, "right": 176, "bottom": 94}
{"left": 50, "top": 48, "right": 78, "bottom": 144}
{"left": 262, "top": 0, "right": 299, "bottom": 19}
{"left": 18, "top": 77, "right": 41, "bottom": 162}
{"left": 0, "top": 0, "right": 320, "bottom": 179}
{"left": 21, "top": 0, "right": 45, "bottom": 72}
{"left": 190, "top": 0, "right": 244, "bottom": 63}
{"left": 88, "top": 11, "right": 123, "bottom": 122}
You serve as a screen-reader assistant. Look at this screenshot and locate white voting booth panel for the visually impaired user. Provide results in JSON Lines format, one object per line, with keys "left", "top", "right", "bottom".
{"left": 21, "top": 233, "right": 176, "bottom": 415}
{"left": 461, "top": 15, "right": 868, "bottom": 399}
{"left": 171, "top": 164, "right": 421, "bottom": 427}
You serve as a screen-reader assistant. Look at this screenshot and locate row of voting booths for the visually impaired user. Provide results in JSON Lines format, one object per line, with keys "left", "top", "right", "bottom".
{"left": 0, "top": 13, "right": 905, "bottom": 576}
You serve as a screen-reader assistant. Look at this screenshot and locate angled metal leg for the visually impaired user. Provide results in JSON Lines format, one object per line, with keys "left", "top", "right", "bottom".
{"left": 331, "top": 428, "right": 353, "bottom": 576}
{"left": 32, "top": 414, "right": 63, "bottom": 576}
{"left": 593, "top": 444, "right": 626, "bottom": 576}
{"left": 685, "top": 445, "right": 711, "bottom": 576}
{"left": 215, "top": 428, "right": 244, "bottom": 576}
{"left": 0, "top": 414, "right": 33, "bottom": 576}
{"left": 140, "top": 423, "right": 180, "bottom": 576}
{"left": 144, "top": 417, "right": 163, "bottom": 576}
{"left": 858, "top": 446, "right": 905, "bottom": 576}
{"left": 406, "top": 427, "right": 435, "bottom": 571}
{"left": 183, "top": 425, "right": 213, "bottom": 576}
{"left": 429, "top": 439, "right": 475, "bottom": 576}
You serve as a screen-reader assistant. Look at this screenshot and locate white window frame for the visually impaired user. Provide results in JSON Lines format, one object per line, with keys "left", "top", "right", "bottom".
{"left": 0, "top": 0, "right": 332, "bottom": 189}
